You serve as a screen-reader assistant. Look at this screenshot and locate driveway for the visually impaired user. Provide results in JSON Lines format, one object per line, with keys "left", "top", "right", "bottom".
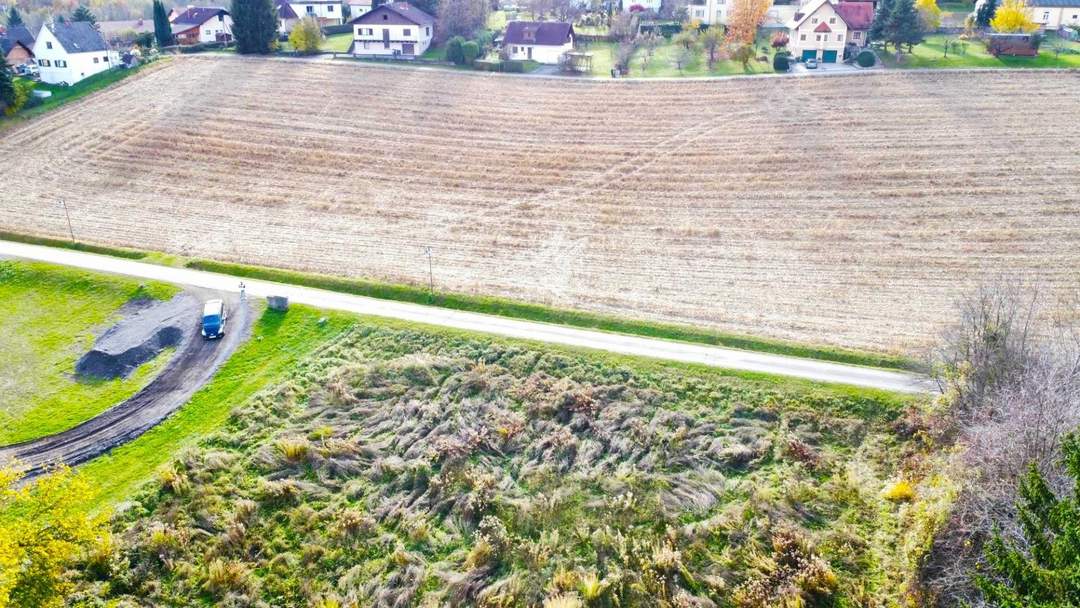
{"left": 790, "top": 61, "right": 866, "bottom": 75}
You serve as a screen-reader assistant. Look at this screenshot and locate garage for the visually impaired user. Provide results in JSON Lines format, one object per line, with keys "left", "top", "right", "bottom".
{"left": 822, "top": 50, "right": 838, "bottom": 62}
{"left": 802, "top": 49, "right": 817, "bottom": 61}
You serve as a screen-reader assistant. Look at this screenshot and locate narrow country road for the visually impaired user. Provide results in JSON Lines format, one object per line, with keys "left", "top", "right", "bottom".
{"left": 0, "top": 240, "right": 932, "bottom": 393}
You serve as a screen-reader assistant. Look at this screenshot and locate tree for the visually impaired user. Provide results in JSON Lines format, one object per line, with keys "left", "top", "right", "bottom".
{"left": 886, "top": 0, "right": 924, "bottom": 54}
{"left": 153, "top": 0, "right": 174, "bottom": 47}
{"left": 446, "top": 35, "right": 466, "bottom": 63}
{"left": 461, "top": 39, "right": 480, "bottom": 63}
{"left": 770, "top": 30, "right": 789, "bottom": 49}
{"left": 0, "top": 465, "right": 108, "bottom": 608}
{"left": 700, "top": 25, "right": 724, "bottom": 67}
{"left": 232, "top": 0, "right": 279, "bottom": 53}
{"left": 731, "top": 42, "right": 754, "bottom": 69}
{"left": 72, "top": 4, "right": 98, "bottom": 27}
{"left": 915, "top": 0, "right": 942, "bottom": 30}
{"left": 0, "top": 50, "right": 15, "bottom": 112}
{"left": 438, "top": 0, "right": 490, "bottom": 40}
{"left": 6, "top": 6, "right": 23, "bottom": 27}
{"left": 975, "top": 0, "right": 997, "bottom": 27}
{"left": 288, "top": 16, "right": 324, "bottom": 53}
{"left": 870, "top": 0, "right": 894, "bottom": 47}
{"left": 974, "top": 433, "right": 1080, "bottom": 607}
{"left": 726, "top": 0, "right": 771, "bottom": 45}
{"left": 990, "top": 0, "right": 1037, "bottom": 32}
{"left": 672, "top": 27, "right": 698, "bottom": 50}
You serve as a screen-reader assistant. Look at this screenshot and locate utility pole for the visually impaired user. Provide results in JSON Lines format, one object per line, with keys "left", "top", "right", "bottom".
{"left": 423, "top": 246, "right": 434, "bottom": 302}
{"left": 58, "top": 199, "right": 75, "bottom": 245}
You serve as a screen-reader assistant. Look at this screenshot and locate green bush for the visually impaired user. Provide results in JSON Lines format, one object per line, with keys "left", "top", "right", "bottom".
{"left": 461, "top": 40, "right": 479, "bottom": 64}
{"left": 856, "top": 49, "right": 876, "bottom": 67}
{"left": 502, "top": 59, "right": 525, "bottom": 72}
{"left": 772, "top": 52, "right": 790, "bottom": 71}
{"left": 446, "top": 36, "right": 466, "bottom": 64}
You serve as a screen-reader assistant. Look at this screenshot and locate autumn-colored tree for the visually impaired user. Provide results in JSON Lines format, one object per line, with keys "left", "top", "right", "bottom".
{"left": 770, "top": 30, "right": 789, "bottom": 48}
{"left": 700, "top": 25, "right": 724, "bottom": 67}
{"left": 288, "top": 16, "right": 324, "bottom": 53}
{"left": 727, "top": 0, "right": 771, "bottom": 45}
{"left": 990, "top": 0, "right": 1037, "bottom": 32}
{"left": 0, "top": 465, "right": 107, "bottom": 608}
{"left": 915, "top": 0, "right": 942, "bottom": 30}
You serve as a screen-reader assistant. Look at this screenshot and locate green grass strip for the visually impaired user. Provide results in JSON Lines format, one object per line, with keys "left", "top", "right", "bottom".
{"left": 0, "top": 231, "right": 148, "bottom": 259}
{"left": 78, "top": 306, "right": 356, "bottom": 512}
{"left": 186, "top": 258, "right": 921, "bottom": 371}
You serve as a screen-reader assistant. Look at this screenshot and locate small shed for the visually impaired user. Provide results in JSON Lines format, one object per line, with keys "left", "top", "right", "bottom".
{"left": 987, "top": 33, "right": 1039, "bottom": 56}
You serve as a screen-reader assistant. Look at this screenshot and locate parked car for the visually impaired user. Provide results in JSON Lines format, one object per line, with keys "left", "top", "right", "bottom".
{"left": 15, "top": 63, "right": 39, "bottom": 78}
{"left": 201, "top": 299, "right": 227, "bottom": 339}
{"left": 805, "top": 58, "right": 819, "bottom": 69}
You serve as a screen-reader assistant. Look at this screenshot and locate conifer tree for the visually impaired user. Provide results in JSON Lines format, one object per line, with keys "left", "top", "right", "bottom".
{"left": 975, "top": 0, "right": 997, "bottom": 27}
{"left": 870, "top": 0, "right": 894, "bottom": 48}
{"left": 0, "top": 49, "right": 15, "bottom": 111}
{"left": 232, "top": 0, "right": 279, "bottom": 54}
{"left": 6, "top": 6, "right": 24, "bottom": 27}
{"left": 887, "top": 0, "right": 924, "bottom": 53}
{"left": 72, "top": 4, "right": 98, "bottom": 28}
{"left": 975, "top": 432, "right": 1080, "bottom": 607}
{"left": 153, "top": 0, "right": 174, "bottom": 47}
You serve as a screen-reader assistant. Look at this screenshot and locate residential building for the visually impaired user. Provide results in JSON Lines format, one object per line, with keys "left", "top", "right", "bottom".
{"left": 1028, "top": 0, "right": 1080, "bottom": 29}
{"left": 1, "top": 25, "right": 36, "bottom": 68}
{"left": 280, "top": 0, "right": 346, "bottom": 25}
{"left": 277, "top": 0, "right": 301, "bottom": 34}
{"left": 787, "top": 0, "right": 873, "bottom": 62}
{"left": 170, "top": 7, "right": 233, "bottom": 44}
{"left": 350, "top": 2, "right": 434, "bottom": 57}
{"left": 688, "top": 0, "right": 730, "bottom": 25}
{"left": 32, "top": 22, "right": 116, "bottom": 85}
{"left": 503, "top": 21, "right": 574, "bottom": 64}
{"left": 347, "top": 0, "right": 374, "bottom": 20}
{"left": 97, "top": 19, "right": 155, "bottom": 44}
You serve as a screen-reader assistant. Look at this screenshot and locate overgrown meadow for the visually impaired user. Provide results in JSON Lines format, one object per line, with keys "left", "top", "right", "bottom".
{"left": 70, "top": 324, "right": 937, "bottom": 607}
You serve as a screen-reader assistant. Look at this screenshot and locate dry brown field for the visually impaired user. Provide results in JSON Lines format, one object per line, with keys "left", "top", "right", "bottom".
{"left": 1, "top": 57, "right": 1078, "bottom": 354}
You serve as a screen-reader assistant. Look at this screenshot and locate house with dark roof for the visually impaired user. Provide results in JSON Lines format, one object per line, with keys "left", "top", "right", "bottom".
{"left": 275, "top": 0, "right": 302, "bottom": 34}
{"left": 1, "top": 25, "right": 36, "bottom": 68}
{"left": 350, "top": 2, "right": 434, "bottom": 57}
{"left": 786, "top": 0, "right": 873, "bottom": 63}
{"left": 170, "top": 6, "right": 233, "bottom": 45}
{"left": 279, "top": 0, "right": 346, "bottom": 26}
{"left": 503, "top": 21, "right": 574, "bottom": 64}
{"left": 97, "top": 19, "right": 155, "bottom": 44}
{"left": 32, "top": 21, "right": 116, "bottom": 85}
{"left": 1027, "top": 0, "right": 1080, "bottom": 30}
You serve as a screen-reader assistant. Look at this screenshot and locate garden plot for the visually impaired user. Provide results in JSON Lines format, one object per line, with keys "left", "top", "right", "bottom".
{"left": 1, "top": 57, "right": 1078, "bottom": 354}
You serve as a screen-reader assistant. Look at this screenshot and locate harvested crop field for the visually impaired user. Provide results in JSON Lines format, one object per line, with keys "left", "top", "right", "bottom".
{"left": 1, "top": 57, "right": 1078, "bottom": 353}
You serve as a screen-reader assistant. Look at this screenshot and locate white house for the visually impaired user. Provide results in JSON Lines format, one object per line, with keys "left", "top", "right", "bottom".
{"left": 276, "top": 0, "right": 301, "bottom": 34}
{"left": 503, "top": 21, "right": 574, "bottom": 64}
{"left": 281, "top": 0, "right": 345, "bottom": 25}
{"left": 688, "top": 0, "right": 731, "bottom": 25}
{"left": 787, "top": 0, "right": 873, "bottom": 62}
{"left": 32, "top": 21, "right": 117, "bottom": 85}
{"left": 347, "top": 0, "right": 373, "bottom": 20}
{"left": 350, "top": 2, "right": 434, "bottom": 57}
{"left": 1028, "top": 0, "right": 1080, "bottom": 29}
{"left": 170, "top": 6, "right": 233, "bottom": 44}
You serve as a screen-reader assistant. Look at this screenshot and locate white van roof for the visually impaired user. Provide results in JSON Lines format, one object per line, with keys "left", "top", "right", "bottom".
{"left": 203, "top": 299, "right": 224, "bottom": 316}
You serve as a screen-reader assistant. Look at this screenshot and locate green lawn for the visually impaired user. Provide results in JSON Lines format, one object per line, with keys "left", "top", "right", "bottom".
{"left": 78, "top": 305, "right": 356, "bottom": 511}
{"left": 2, "top": 60, "right": 161, "bottom": 126}
{"left": 578, "top": 36, "right": 777, "bottom": 77}
{"left": 0, "top": 262, "right": 178, "bottom": 444}
{"left": 880, "top": 32, "right": 1080, "bottom": 68}
{"left": 321, "top": 32, "right": 354, "bottom": 52}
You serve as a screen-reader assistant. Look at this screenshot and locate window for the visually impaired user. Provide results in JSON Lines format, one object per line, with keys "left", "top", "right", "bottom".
{"left": 425, "top": 26, "right": 430, "bottom": 35}
{"left": 39, "top": 58, "right": 50, "bottom": 66}
{"left": 205, "top": 28, "right": 212, "bottom": 35}
{"left": 307, "top": 5, "right": 314, "bottom": 13}
{"left": 382, "top": 13, "right": 388, "bottom": 19}
{"left": 853, "top": 31, "right": 860, "bottom": 39}
{"left": 837, "top": 33, "right": 843, "bottom": 41}
{"left": 829, "top": 16, "right": 835, "bottom": 23}
{"left": 327, "top": 4, "right": 334, "bottom": 10}
{"left": 55, "top": 59, "right": 66, "bottom": 67}
{"left": 218, "top": 13, "right": 224, "bottom": 20}
{"left": 811, "top": 17, "right": 818, "bottom": 23}
{"left": 46, "top": 41, "right": 53, "bottom": 49}
{"left": 94, "top": 57, "right": 99, "bottom": 63}
{"left": 403, "top": 28, "right": 411, "bottom": 35}
{"left": 1042, "top": 11, "right": 1049, "bottom": 19}
{"left": 800, "top": 33, "right": 806, "bottom": 40}
{"left": 816, "top": 34, "right": 821, "bottom": 40}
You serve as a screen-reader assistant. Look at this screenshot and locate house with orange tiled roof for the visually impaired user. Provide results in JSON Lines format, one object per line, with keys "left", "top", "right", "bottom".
{"left": 787, "top": 0, "right": 873, "bottom": 63}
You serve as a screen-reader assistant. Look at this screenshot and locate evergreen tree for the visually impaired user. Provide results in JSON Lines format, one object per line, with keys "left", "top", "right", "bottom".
{"left": 231, "top": 0, "right": 279, "bottom": 54}
{"left": 870, "top": 0, "right": 894, "bottom": 48}
{"left": 153, "top": 0, "right": 174, "bottom": 47}
{"left": 6, "top": 6, "right": 24, "bottom": 27}
{"left": 0, "top": 49, "right": 16, "bottom": 111}
{"left": 975, "top": 0, "right": 997, "bottom": 27}
{"left": 975, "top": 432, "right": 1080, "bottom": 607}
{"left": 887, "top": 0, "right": 924, "bottom": 53}
{"left": 72, "top": 4, "right": 98, "bottom": 27}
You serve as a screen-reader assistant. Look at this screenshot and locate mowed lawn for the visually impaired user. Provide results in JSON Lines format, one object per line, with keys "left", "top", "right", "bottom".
{"left": 0, "top": 261, "right": 177, "bottom": 444}
{"left": 880, "top": 32, "right": 1080, "bottom": 68}
{"left": 579, "top": 36, "right": 776, "bottom": 78}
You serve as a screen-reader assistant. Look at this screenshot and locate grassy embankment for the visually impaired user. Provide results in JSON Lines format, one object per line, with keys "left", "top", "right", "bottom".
{"left": 880, "top": 32, "right": 1080, "bottom": 68}
{"left": 0, "top": 261, "right": 178, "bottom": 444}
{"left": 0, "top": 232, "right": 919, "bottom": 370}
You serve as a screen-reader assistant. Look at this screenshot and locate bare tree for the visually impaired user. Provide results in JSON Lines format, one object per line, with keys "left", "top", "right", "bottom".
{"left": 921, "top": 281, "right": 1080, "bottom": 606}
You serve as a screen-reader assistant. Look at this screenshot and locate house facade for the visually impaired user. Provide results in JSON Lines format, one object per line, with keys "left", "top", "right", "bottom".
{"left": 1, "top": 25, "right": 36, "bottom": 67}
{"left": 503, "top": 21, "right": 574, "bottom": 64}
{"left": 347, "top": 0, "right": 373, "bottom": 20}
{"left": 688, "top": 0, "right": 730, "bottom": 25}
{"left": 1028, "top": 0, "right": 1080, "bottom": 29}
{"left": 277, "top": 0, "right": 301, "bottom": 34}
{"left": 351, "top": 2, "right": 434, "bottom": 57}
{"left": 170, "top": 7, "right": 233, "bottom": 44}
{"left": 32, "top": 22, "right": 116, "bottom": 85}
{"left": 282, "top": 0, "right": 345, "bottom": 25}
{"left": 787, "top": 0, "right": 872, "bottom": 62}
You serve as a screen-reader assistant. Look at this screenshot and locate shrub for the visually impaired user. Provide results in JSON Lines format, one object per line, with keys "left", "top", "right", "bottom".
{"left": 856, "top": 49, "right": 876, "bottom": 67}
{"left": 446, "top": 36, "right": 466, "bottom": 64}
{"left": 770, "top": 31, "right": 789, "bottom": 48}
{"left": 461, "top": 40, "right": 480, "bottom": 64}
{"left": 289, "top": 17, "right": 324, "bottom": 54}
{"left": 883, "top": 479, "right": 916, "bottom": 502}
{"left": 502, "top": 60, "right": 526, "bottom": 72}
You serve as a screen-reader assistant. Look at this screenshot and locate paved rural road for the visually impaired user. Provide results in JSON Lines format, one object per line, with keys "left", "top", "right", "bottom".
{"left": 0, "top": 240, "right": 932, "bottom": 394}
{"left": 0, "top": 288, "right": 253, "bottom": 475}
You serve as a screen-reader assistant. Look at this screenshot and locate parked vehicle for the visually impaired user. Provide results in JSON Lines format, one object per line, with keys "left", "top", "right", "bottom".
{"left": 15, "top": 63, "right": 40, "bottom": 78}
{"left": 805, "top": 58, "right": 819, "bottom": 69}
{"left": 201, "top": 299, "right": 227, "bottom": 339}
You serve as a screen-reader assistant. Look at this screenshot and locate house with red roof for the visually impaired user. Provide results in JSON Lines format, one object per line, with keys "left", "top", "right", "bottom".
{"left": 786, "top": 0, "right": 873, "bottom": 63}
{"left": 170, "top": 6, "right": 233, "bottom": 45}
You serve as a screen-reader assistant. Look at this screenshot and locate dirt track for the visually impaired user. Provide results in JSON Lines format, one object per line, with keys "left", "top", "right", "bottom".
{"left": 0, "top": 289, "right": 253, "bottom": 476}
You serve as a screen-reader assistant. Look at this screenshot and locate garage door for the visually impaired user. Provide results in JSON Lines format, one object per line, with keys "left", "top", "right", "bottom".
{"left": 802, "top": 49, "right": 817, "bottom": 61}
{"left": 822, "top": 50, "right": 838, "bottom": 63}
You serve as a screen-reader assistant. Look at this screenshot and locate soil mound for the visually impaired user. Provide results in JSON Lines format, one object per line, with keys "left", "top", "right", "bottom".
{"left": 76, "top": 293, "right": 197, "bottom": 380}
